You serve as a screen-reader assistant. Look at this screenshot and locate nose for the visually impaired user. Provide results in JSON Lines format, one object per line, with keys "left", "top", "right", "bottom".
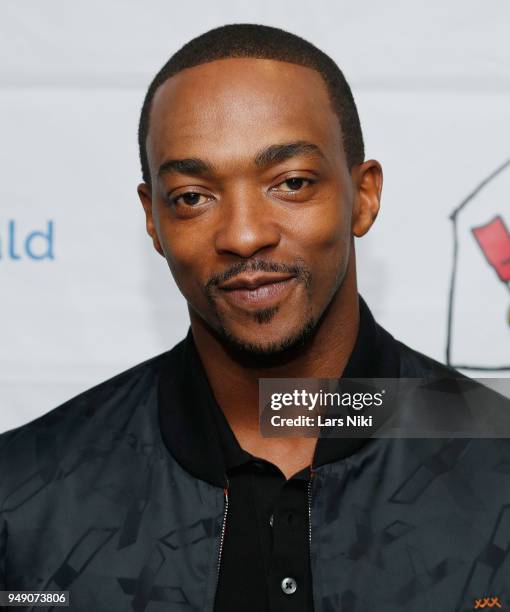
{"left": 214, "top": 190, "right": 281, "bottom": 258}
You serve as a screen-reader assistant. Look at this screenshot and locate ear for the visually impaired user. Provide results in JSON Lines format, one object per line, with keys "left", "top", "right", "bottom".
{"left": 137, "top": 183, "right": 165, "bottom": 257}
{"left": 351, "top": 160, "right": 383, "bottom": 238}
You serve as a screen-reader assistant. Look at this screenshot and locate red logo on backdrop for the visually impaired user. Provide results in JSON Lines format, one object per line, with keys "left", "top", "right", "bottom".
{"left": 472, "top": 216, "right": 510, "bottom": 284}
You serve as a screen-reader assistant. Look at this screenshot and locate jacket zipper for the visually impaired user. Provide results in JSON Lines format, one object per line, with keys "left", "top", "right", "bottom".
{"left": 308, "top": 433, "right": 319, "bottom": 578}
{"left": 307, "top": 465, "right": 315, "bottom": 552}
{"left": 215, "top": 482, "right": 229, "bottom": 588}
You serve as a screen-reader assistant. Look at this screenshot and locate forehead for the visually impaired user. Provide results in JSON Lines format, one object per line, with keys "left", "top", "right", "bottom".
{"left": 146, "top": 57, "right": 344, "bottom": 173}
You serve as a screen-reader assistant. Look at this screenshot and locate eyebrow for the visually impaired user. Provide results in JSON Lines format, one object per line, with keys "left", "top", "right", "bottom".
{"left": 156, "top": 140, "right": 325, "bottom": 179}
{"left": 157, "top": 157, "right": 213, "bottom": 179}
{"left": 254, "top": 141, "right": 326, "bottom": 167}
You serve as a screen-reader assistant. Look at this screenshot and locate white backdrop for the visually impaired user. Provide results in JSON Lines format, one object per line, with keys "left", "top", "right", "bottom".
{"left": 1, "top": 0, "right": 509, "bottom": 432}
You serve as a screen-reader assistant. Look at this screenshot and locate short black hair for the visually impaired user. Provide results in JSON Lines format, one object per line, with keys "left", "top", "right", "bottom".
{"left": 138, "top": 23, "right": 364, "bottom": 184}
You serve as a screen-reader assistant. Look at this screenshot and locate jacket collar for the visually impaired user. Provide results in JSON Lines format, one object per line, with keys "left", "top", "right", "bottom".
{"left": 158, "top": 295, "right": 400, "bottom": 487}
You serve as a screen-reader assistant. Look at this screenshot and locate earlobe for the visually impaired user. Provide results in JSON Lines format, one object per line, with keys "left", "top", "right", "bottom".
{"left": 351, "top": 160, "right": 383, "bottom": 238}
{"left": 137, "top": 183, "right": 165, "bottom": 257}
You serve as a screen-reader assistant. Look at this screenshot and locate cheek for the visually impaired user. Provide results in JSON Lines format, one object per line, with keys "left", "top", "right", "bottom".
{"left": 289, "top": 198, "right": 352, "bottom": 306}
{"left": 155, "top": 216, "right": 209, "bottom": 301}
{"left": 293, "top": 197, "right": 352, "bottom": 266}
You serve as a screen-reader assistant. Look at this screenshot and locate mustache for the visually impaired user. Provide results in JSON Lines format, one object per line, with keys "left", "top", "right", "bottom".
{"left": 205, "top": 258, "right": 311, "bottom": 291}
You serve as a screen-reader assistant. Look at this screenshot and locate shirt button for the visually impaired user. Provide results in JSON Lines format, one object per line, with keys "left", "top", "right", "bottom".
{"left": 269, "top": 513, "right": 274, "bottom": 527}
{"left": 281, "top": 577, "right": 297, "bottom": 595}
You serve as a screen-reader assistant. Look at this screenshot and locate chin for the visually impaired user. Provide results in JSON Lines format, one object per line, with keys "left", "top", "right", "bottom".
{"left": 217, "top": 315, "right": 317, "bottom": 366}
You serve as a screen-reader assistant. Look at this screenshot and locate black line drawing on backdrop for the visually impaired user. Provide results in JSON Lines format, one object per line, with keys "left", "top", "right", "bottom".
{"left": 446, "top": 158, "right": 510, "bottom": 371}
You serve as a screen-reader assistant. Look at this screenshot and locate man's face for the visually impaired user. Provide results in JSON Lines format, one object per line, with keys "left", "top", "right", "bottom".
{"left": 139, "top": 58, "right": 378, "bottom": 356}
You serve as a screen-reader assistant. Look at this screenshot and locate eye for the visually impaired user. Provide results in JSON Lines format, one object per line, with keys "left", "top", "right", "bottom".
{"left": 169, "top": 191, "right": 212, "bottom": 207}
{"left": 272, "top": 177, "right": 316, "bottom": 193}
{"left": 282, "top": 178, "right": 307, "bottom": 191}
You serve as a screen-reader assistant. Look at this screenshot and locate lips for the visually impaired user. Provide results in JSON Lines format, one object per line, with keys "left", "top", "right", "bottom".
{"left": 218, "top": 272, "right": 296, "bottom": 291}
{"left": 217, "top": 273, "right": 298, "bottom": 309}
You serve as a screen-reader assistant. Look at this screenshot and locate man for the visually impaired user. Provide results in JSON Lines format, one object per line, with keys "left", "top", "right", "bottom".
{"left": 1, "top": 23, "right": 509, "bottom": 612}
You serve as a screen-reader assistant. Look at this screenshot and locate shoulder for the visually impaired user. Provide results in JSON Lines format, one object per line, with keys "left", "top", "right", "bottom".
{"left": 392, "top": 338, "right": 510, "bottom": 432}
{"left": 394, "top": 338, "right": 466, "bottom": 379}
{"left": 0, "top": 340, "right": 186, "bottom": 500}
{"left": 1, "top": 351, "right": 163, "bottom": 443}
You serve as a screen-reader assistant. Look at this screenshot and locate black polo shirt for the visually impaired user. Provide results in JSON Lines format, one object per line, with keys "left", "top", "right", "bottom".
{"left": 159, "top": 295, "right": 400, "bottom": 612}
